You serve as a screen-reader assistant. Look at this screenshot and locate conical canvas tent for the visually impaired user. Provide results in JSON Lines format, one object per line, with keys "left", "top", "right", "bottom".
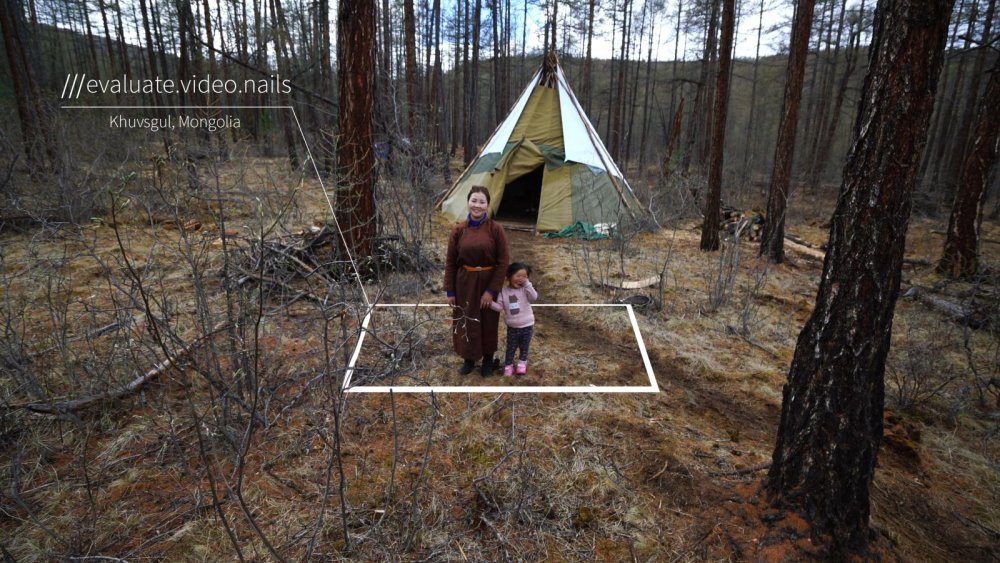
{"left": 438, "top": 54, "right": 644, "bottom": 232}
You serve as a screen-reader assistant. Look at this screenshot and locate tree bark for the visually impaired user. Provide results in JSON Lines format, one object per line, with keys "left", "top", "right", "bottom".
{"left": 462, "top": 0, "right": 482, "bottom": 165}
{"left": 430, "top": 0, "right": 443, "bottom": 150}
{"left": 490, "top": 0, "right": 502, "bottom": 123}
{"left": 760, "top": 0, "right": 817, "bottom": 263}
{"left": 805, "top": 0, "right": 848, "bottom": 185}
{"left": 938, "top": 58, "right": 1000, "bottom": 278}
{"left": 270, "top": 0, "right": 299, "bottom": 166}
{"left": 812, "top": 0, "right": 867, "bottom": 185}
{"left": 114, "top": 0, "right": 130, "bottom": 77}
{"left": 337, "top": 0, "right": 377, "bottom": 260}
{"left": 945, "top": 0, "right": 995, "bottom": 197}
{"left": 99, "top": 0, "right": 118, "bottom": 77}
{"left": 683, "top": 0, "right": 720, "bottom": 174}
{"left": 919, "top": 0, "right": 966, "bottom": 184}
{"left": 765, "top": 0, "right": 954, "bottom": 556}
{"left": 583, "top": 0, "right": 596, "bottom": 114}
{"left": 700, "top": 0, "right": 735, "bottom": 251}
{"left": 741, "top": 0, "right": 766, "bottom": 182}
{"left": 662, "top": 97, "right": 685, "bottom": 180}
{"left": 610, "top": 0, "right": 632, "bottom": 162}
{"left": 0, "top": 0, "right": 39, "bottom": 164}
{"left": 928, "top": 1, "right": 978, "bottom": 189}
{"left": 0, "top": 0, "right": 51, "bottom": 167}
{"left": 404, "top": 0, "right": 419, "bottom": 137}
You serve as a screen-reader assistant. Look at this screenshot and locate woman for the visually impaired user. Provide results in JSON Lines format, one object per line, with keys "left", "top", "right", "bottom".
{"left": 444, "top": 186, "right": 510, "bottom": 376}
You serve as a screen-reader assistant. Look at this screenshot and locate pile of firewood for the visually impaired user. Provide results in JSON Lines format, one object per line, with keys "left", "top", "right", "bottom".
{"left": 720, "top": 206, "right": 764, "bottom": 241}
{"left": 229, "top": 222, "right": 350, "bottom": 303}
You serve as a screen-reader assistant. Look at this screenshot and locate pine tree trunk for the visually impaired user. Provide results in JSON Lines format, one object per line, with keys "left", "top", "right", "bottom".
{"left": 625, "top": 6, "right": 647, "bottom": 167}
{"left": 98, "top": 0, "right": 117, "bottom": 77}
{"left": 799, "top": 0, "right": 830, "bottom": 173}
{"left": 945, "top": 0, "right": 995, "bottom": 197}
{"left": 583, "top": 0, "right": 596, "bottom": 115}
{"left": 610, "top": 0, "right": 631, "bottom": 161}
{"left": 270, "top": 0, "right": 299, "bottom": 167}
{"left": 812, "top": 0, "right": 866, "bottom": 185}
{"left": 683, "top": 0, "right": 719, "bottom": 174}
{"left": 928, "top": 2, "right": 978, "bottom": 190}
{"left": 662, "top": 98, "right": 684, "bottom": 179}
{"left": 490, "top": 0, "right": 502, "bottom": 123}
{"left": 114, "top": 0, "right": 130, "bottom": 76}
{"left": 700, "top": 0, "right": 735, "bottom": 252}
{"left": 920, "top": 0, "right": 965, "bottom": 185}
{"left": 742, "top": 0, "right": 766, "bottom": 182}
{"left": 431, "top": 0, "right": 443, "bottom": 150}
{"left": 638, "top": 13, "right": 657, "bottom": 168}
{"left": 699, "top": 1, "right": 721, "bottom": 173}
{"left": 81, "top": 0, "right": 101, "bottom": 78}
{"left": 404, "top": 0, "right": 418, "bottom": 136}
{"left": 462, "top": 0, "right": 481, "bottom": 165}
{"left": 668, "top": 0, "right": 682, "bottom": 146}
{"left": 449, "top": 4, "right": 459, "bottom": 156}
{"left": 765, "top": 0, "right": 953, "bottom": 556}
{"left": 761, "top": 0, "right": 816, "bottom": 262}
{"left": 0, "top": 0, "right": 42, "bottom": 165}
{"left": 337, "top": 0, "right": 377, "bottom": 260}
{"left": 938, "top": 58, "right": 1000, "bottom": 278}
{"left": 806, "top": 0, "right": 847, "bottom": 186}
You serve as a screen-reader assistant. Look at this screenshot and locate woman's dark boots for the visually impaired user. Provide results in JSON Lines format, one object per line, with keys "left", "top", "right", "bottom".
{"left": 458, "top": 359, "right": 476, "bottom": 375}
{"left": 480, "top": 356, "right": 494, "bottom": 377}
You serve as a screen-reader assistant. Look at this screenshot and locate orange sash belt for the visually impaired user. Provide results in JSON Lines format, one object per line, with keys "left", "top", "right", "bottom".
{"left": 462, "top": 265, "right": 495, "bottom": 272}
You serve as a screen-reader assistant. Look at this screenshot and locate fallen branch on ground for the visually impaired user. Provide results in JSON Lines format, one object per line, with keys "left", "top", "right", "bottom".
{"left": 711, "top": 462, "right": 771, "bottom": 477}
{"left": 11, "top": 321, "right": 228, "bottom": 414}
{"left": 903, "top": 285, "right": 996, "bottom": 330}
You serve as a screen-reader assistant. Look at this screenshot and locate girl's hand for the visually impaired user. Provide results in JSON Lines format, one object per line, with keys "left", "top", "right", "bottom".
{"left": 447, "top": 296, "right": 456, "bottom": 308}
{"left": 480, "top": 292, "right": 493, "bottom": 309}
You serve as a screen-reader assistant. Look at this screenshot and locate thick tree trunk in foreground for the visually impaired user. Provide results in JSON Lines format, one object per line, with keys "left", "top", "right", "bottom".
{"left": 938, "top": 59, "right": 1000, "bottom": 278}
{"left": 700, "top": 0, "right": 735, "bottom": 251}
{"left": 760, "top": 0, "right": 816, "bottom": 263}
{"left": 765, "top": 0, "right": 953, "bottom": 556}
{"left": 336, "top": 0, "right": 377, "bottom": 260}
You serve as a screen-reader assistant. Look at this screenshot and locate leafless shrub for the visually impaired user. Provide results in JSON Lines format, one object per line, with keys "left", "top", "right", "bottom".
{"left": 0, "top": 140, "right": 373, "bottom": 558}
{"left": 0, "top": 114, "right": 116, "bottom": 225}
{"left": 735, "top": 259, "right": 770, "bottom": 338}
{"left": 654, "top": 170, "right": 704, "bottom": 223}
{"left": 887, "top": 323, "right": 961, "bottom": 412}
{"left": 372, "top": 140, "right": 443, "bottom": 283}
{"left": 705, "top": 232, "right": 742, "bottom": 313}
{"left": 570, "top": 186, "right": 655, "bottom": 297}
{"left": 958, "top": 270, "right": 1000, "bottom": 409}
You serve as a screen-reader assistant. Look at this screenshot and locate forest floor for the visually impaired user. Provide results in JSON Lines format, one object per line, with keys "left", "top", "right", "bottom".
{"left": 1, "top": 151, "right": 998, "bottom": 561}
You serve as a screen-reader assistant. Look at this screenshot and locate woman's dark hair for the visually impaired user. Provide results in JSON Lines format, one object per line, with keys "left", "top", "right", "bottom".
{"left": 506, "top": 262, "right": 532, "bottom": 279}
{"left": 468, "top": 185, "right": 491, "bottom": 204}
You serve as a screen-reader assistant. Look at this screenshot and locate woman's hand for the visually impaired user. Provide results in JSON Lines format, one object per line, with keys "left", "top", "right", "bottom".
{"left": 479, "top": 292, "right": 493, "bottom": 309}
{"left": 447, "top": 295, "right": 456, "bottom": 308}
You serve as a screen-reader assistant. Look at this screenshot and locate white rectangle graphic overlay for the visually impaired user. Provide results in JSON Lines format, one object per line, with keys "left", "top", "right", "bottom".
{"left": 343, "top": 304, "right": 659, "bottom": 393}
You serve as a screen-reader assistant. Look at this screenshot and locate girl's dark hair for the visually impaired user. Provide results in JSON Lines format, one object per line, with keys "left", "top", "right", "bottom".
{"left": 506, "top": 262, "right": 532, "bottom": 278}
{"left": 468, "top": 185, "right": 491, "bottom": 204}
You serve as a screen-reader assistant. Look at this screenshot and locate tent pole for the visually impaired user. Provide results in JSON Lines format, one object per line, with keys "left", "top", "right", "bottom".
{"left": 435, "top": 69, "right": 544, "bottom": 209}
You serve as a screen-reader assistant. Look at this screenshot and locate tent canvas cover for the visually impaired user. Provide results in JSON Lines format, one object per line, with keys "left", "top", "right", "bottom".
{"left": 438, "top": 54, "right": 644, "bottom": 232}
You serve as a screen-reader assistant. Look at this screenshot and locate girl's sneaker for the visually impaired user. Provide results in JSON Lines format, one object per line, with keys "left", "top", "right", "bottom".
{"left": 503, "top": 365, "right": 514, "bottom": 377}
{"left": 516, "top": 361, "right": 527, "bottom": 375}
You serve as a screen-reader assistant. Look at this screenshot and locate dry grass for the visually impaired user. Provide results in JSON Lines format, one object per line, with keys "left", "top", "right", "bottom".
{"left": 1, "top": 147, "right": 998, "bottom": 561}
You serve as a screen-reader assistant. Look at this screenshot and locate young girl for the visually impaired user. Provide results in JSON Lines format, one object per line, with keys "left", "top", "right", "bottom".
{"left": 490, "top": 262, "right": 538, "bottom": 376}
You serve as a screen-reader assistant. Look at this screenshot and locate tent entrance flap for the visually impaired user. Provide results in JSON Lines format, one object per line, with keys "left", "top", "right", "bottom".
{"left": 496, "top": 164, "right": 543, "bottom": 221}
